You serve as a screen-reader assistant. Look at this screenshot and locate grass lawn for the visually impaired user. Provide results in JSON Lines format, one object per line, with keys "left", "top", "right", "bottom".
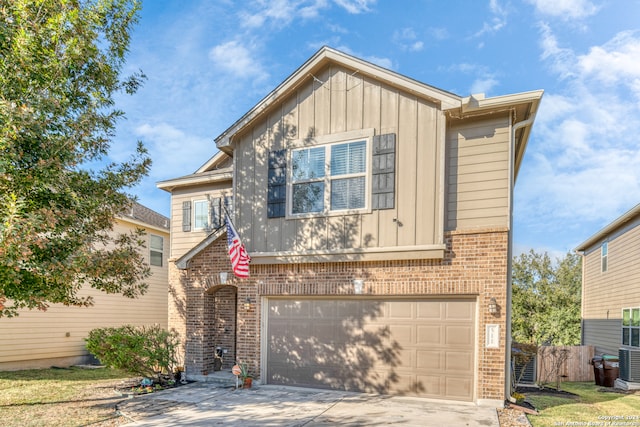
{"left": 527, "top": 382, "right": 640, "bottom": 427}
{"left": 0, "top": 367, "right": 137, "bottom": 427}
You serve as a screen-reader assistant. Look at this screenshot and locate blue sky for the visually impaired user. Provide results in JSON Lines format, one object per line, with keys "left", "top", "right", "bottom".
{"left": 111, "top": 0, "right": 640, "bottom": 258}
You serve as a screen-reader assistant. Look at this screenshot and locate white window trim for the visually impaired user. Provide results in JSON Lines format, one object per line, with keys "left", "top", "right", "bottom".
{"left": 149, "top": 234, "right": 164, "bottom": 267}
{"left": 622, "top": 307, "right": 640, "bottom": 348}
{"left": 601, "top": 241, "right": 608, "bottom": 273}
{"left": 286, "top": 130, "right": 373, "bottom": 219}
{"left": 193, "top": 199, "right": 209, "bottom": 231}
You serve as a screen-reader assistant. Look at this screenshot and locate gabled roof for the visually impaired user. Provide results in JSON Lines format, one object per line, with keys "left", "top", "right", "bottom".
{"left": 214, "top": 46, "right": 462, "bottom": 152}
{"left": 118, "top": 201, "right": 170, "bottom": 231}
{"left": 575, "top": 203, "right": 640, "bottom": 252}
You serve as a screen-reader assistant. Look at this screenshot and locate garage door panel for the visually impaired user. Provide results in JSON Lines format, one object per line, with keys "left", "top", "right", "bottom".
{"left": 388, "top": 301, "right": 414, "bottom": 319}
{"left": 267, "top": 298, "right": 476, "bottom": 401}
{"left": 389, "top": 324, "right": 413, "bottom": 343}
{"left": 416, "top": 375, "right": 443, "bottom": 396}
{"left": 416, "top": 301, "right": 443, "bottom": 319}
{"left": 446, "top": 301, "right": 474, "bottom": 320}
{"left": 445, "top": 351, "right": 474, "bottom": 373}
{"left": 417, "top": 350, "right": 443, "bottom": 370}
{"left": 417, "top": 325, "right": 442, "bottom": 345}
{"left": 445, "top": 377, "right": 473, "bottom": 399}
{"left": 445, "top": 325, "right": 474, "bottom": 346}
{"left": 311, "top": 300, "right": 338, "bottom": 318}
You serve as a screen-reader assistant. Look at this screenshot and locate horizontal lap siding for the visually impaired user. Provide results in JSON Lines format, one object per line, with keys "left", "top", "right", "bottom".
{"left": 446, "top": 117, "right": 510, "bottom": 231}
{"left": 0, "top": 220, "right": 169, "bottom": 369}
{"left": 581, "top": 219, "right": 640, "bottom": 354}
{"left": 582, "top": 221, "right": 640, "bottom": 320}
{"left": 583, "top": 319, "right": 621, "bottom": 355}
{"left": 170, "top": 184, "right": 232, "bottom": 259}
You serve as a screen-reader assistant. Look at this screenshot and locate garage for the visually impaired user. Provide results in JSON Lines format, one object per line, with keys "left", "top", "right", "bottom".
{"left": 265, "top": 298, "right": 476, "bottom": 401}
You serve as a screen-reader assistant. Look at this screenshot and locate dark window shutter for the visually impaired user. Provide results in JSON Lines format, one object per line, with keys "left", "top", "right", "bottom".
{"left": 210, "top": 197, "right": 222, "bottom": 229}
{"left": 223, "top": 195, "right": 234, "bottom": 217}
{"left": 371, "top": 133, "right": 396, "bottom": 210}
{"left": 268, "top": 149, "right": 287, "bottom": 218}
{"left": 182, "top": 201, "right": 192, "bottom": 232}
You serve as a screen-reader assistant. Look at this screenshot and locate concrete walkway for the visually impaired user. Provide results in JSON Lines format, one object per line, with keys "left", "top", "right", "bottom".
{"left": 118, "top": 382, "right": 500, "bottom": 426}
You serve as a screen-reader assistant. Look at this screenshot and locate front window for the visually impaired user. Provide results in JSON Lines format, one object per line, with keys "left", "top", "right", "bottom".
{"left": 149, "top": 234, "right": 163, "bottom": 267}
{"left": 194, "top": 200, "right": 209, "bottom": 230}
{"left": 290, "top": 140, "right": 367, "bottom": 215}
{"left": 623, "top": 308, "right": 640, "bottom": 347}
{"left": 601, "top": 242, "right": 608, "bottom": 272}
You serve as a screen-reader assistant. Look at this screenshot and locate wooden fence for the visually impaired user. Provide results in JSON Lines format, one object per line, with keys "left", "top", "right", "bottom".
{"left": 536, "top": 345, "right": 595, "bottom": 383}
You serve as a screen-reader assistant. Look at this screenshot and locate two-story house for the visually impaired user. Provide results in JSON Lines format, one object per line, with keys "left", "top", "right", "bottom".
{"left": 575, "top": 203, "right": 640, "bottom": 385}
{"left": 157, "top": 47, "right": 543, "bottom": 406}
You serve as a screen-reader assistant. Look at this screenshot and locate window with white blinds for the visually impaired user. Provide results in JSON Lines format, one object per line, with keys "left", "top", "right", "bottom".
{"left": 290, "top": 140, "right": 367, "bottom": 215}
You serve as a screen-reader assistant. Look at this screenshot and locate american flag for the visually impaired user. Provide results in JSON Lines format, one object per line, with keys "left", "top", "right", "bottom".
{"left": 225, "top": 215, "right": 250, "bottom": 278}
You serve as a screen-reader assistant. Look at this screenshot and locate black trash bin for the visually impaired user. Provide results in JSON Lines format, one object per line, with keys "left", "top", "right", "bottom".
{"left": 602, "top": 355, "right": 619, "bottom": 387}
{"left": 591, "top": 356, "right": 604, "bottom": 386}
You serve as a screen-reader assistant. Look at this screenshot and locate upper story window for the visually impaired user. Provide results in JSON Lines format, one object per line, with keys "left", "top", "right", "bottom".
{"left": 601, "top": 241, "right": 608, "bottom": 272}
{"left": 622, "top": 308, "right": 640, "bottom": 347}
{"left": 182, "top": 196, "right": 233, "bottom": 232}
{"left": 290, "top": 139, "right": 367, "bottom": 215}
{"left": 194, "top": 200, "right": 209, "bottom": 230}
{"left": 268, "top": 132, "right": 395, "bottom": 219}
{"left": 149, "top": 234, "right": 163, "bottom": 267}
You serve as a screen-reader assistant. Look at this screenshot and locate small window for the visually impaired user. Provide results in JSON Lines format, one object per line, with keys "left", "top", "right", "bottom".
{"left": 601, "top": 242, "right": 608, "bottom": 272}
{"left": 150, "top": 234, "right": 163, "bottom": 267}
{"left": 194, "top": 200, "right": 209, "bottom": 230}
{"left": 622, "top": 308, "right": 640, "bottom": 348}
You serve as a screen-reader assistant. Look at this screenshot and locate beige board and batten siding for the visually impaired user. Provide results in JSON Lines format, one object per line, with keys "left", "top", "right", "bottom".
{"left": 0, "top": 218, "right": 169, "bottom": 370}
{"left": 232, "top": 64, "right": 444, "bottom": 255}
{"left": 446, "top": 115, "right": 511, "bottom": 231}
{"left": 581, "top": 217, "right": 640, "bottom": 355}
{"left": 169, "top": 183, "right": 232, "bottom": 260}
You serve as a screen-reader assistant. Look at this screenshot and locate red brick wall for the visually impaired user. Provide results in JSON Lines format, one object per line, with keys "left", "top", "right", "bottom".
{"left": 168, "top": 227, "right": 509, "bottom": 401}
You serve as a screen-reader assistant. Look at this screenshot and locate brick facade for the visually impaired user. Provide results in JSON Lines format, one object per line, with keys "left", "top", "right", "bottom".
{"left": 168, "top": 227, "right": 509, "bottom": 402}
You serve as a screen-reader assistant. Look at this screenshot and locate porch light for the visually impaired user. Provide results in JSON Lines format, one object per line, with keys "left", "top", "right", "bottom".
{"left": 244, "top": 297, "right": 252, "bottom": 310}
{"left": 488, "top": 297, "right": 498, "bottom": 314}
{"left": 353, "top": 279, "right": 364, "bottom": 294}
{"left": 219, "top": 271, "right": 228, "bottom": 284}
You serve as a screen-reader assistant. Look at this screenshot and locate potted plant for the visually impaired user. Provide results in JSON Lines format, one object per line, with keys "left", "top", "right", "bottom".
{"left": 239, "top": 363, "right": 253, "bottom": 389}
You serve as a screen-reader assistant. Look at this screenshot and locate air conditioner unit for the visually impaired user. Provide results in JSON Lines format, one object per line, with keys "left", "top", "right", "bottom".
{"left": 619, "top": 348, "right": 640, "bottom": 382}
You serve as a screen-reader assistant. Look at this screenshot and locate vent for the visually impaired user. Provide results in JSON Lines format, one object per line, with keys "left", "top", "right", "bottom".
{"left": 619, "top": 348, "right": 640, "bottom": 382}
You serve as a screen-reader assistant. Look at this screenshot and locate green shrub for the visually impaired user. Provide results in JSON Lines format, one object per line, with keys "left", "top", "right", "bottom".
{"left": 86, "top": 324, "right": 179, "bottom": 384}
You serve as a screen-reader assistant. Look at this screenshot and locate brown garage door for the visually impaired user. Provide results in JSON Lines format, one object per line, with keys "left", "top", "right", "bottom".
{"left": 266, "top": 298, "right": 476, "bottom": 401}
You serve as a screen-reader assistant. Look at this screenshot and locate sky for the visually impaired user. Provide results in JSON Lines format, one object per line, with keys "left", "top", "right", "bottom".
{"left": 110, "top": 0, "right": 640, "bottom": 259}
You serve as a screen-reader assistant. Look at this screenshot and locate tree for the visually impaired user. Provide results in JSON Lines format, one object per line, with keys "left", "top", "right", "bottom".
{"left": 0, "top": 0, "right": 150, "bottom": 317}
{"left": 511, "top": 250, "right": 582, "bottom": 346}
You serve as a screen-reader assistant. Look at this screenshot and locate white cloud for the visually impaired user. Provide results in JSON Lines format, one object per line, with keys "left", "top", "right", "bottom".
{"left": 576, "top": 30, "right": 640, "bottom": 91}
{"left": 393, "top": 28, "right": 424, "bottom": 52}
{"left": 209, "top": 40, "right": 267, "bottom": 80}
{"left": 238, "top": 0, "right": 330, "bottom": 29}
{"left": 538, "top": 23, "right": 577, "bottom": 79}
{"left": 333, "top": 0, "right": 376, "bottom": 14}
{"left": 474, "top": 0, "right": 508, "bottom": 37}
{"left": 470, "top": 76, "right": 499, "bottom": 95}
{"left": 428, "top": 27, "right": 449, "bottom": 41}
{"left": 517, "top": 27, "right": 640, "bottom": 234}
{"left": 526, "top": 0, "right": 599, "bottom": 20}
{"left": 135, "top": 123, "right": 213, "bottom": 180}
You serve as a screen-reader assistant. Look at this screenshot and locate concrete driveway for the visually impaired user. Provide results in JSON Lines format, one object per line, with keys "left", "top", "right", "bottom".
{"left": 118, "top": 382, "right": 499, "bottom": 426}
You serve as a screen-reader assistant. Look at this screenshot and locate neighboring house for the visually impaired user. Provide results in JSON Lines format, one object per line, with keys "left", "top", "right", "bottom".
{"left": 0, "top": 202, "right": 170, "bottom": 370}
{"left": 575, "top": 203, "right": 640, "bottom": 360}
{"left": 157, "top": 47, "right": 543, "bottom": 406}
